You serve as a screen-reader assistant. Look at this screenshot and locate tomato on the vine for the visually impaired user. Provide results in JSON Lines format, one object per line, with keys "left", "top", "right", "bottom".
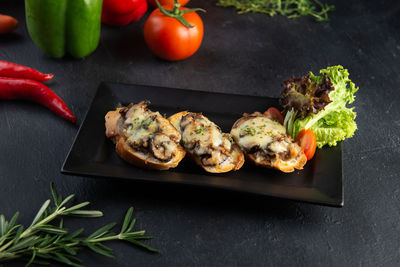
{"left": 144, "top": 2, "right": 204, "bottom": 61}
{"left": 296, "top": 129, "right": 317, "bottom": 160}
{"left": 148, "top": 0, "right": 190, "bottom": 7}
{"left": 263, "top": 107, "right": 284, "bottom": 125}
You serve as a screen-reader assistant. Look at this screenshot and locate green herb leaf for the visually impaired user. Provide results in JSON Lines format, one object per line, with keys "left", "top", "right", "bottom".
{"left": 217, "top": 0, "right": 334, "bottom": 22}
{"left": 68, "top": 210, "right": 103, "bottom": 218}
{"left": 0, "top": 183, "right": 158, "bottom": 266}
{"left": 63, "top": 202, "right": 90, "bottom": 213}
{"left": 58, "top": 194, "right": 75, "bottom": 208}
{"left": 125, "top": 239, "right": 160, "bottom": 253}
{"left": 87, "top": 222, "right": 116, "bottom": 239}
{"left": 40, "top": 226, "right": 68, "bottom": 235}
{"left": 66, "top": 228, "right": 84, "bottom": 240}
{"left": 26, "top": 248, "right": 37, "bottom": 266}
{"left": 87, "top": 243, "right": 115, "bottom": 259}
{"left": 0, "top": 215, "right": 6, "bottom": 236}
{"left": 30, "top": 199, "right": 51, "bottom": 227}
{"left": 121, "top": 207, "right": 134, "bottom": 234}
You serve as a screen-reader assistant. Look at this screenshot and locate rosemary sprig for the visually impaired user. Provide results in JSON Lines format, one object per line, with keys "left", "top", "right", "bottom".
{"left": 216, "top": 0, "right": 335, "bottom": 22}
{"left": 0, "top": 183, "right": 158, "bottom": 266}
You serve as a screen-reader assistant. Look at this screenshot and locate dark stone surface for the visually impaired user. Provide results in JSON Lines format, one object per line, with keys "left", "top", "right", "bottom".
{"left": 1, "top": 0, "right": 400, "bottom": 266}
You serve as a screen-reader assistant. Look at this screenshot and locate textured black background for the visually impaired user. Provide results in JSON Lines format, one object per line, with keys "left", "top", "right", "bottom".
{"left": 1, "top": 0, "right": 400, "bottom": 266}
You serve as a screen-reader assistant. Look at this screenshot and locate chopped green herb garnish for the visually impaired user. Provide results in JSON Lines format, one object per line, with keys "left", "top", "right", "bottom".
{"left": 227, "top": 136, "right": 234, "bottom": 143}
{"left": 244, "top": 126, "right": 256, "bottom": 136}
{"left": 195, "top": 127, "right": 204, "bottom": 134}
{"left": 141, "top": 118, "right": 153, "bottom": 128}
{"left": 216, "top": 0, "right": 334, "bottom": 22}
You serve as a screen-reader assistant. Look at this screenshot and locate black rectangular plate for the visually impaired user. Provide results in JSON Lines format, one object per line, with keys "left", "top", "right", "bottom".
{"left": 62, "top": 83, "right": 343, "bottom": 207}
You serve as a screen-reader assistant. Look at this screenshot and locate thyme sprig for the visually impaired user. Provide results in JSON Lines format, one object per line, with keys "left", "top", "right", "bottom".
{"left": 216, "top": 0, "right": 334, "bottom": 22}
{"left": 0, "top": 183, "right": 158, "bottom": 266}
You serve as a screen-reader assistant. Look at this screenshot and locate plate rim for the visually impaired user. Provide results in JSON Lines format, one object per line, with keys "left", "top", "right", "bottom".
{"left": 61, "top": 82, "right": 344, "bottom": 208}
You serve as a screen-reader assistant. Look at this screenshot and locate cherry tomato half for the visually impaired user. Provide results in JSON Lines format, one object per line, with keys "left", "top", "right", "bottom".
{"left": 144, "top": 6, "right": 204, "bottom": 61}
{"left": 263, "top": 107, "right": 284, "bottom": 125}
{"left": 148, "top": 0, "right": 190, "bottom": 7}
{"left": 296, "top": 129, "right": 317, "bottom": 160}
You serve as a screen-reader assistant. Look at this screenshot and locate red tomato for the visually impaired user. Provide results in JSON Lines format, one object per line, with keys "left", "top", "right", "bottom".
{"left": 296, "top": 129, "right": 317, "bottom": 160}
{"left": 148, "top": 0, "right": 190, "bottom": 7}
{"left": 263, "top": 107, "right": 284, "bottom": 125}
{"left": 144, "top": 6, "right": 204, "bottom": 61}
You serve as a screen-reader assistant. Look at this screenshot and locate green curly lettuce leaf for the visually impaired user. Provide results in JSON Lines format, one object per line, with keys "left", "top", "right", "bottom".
{"left": 285, "top": 65, "right": 358, "bottom": 148}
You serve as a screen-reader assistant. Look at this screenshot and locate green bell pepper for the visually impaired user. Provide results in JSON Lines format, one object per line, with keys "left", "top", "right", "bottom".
{"left": 25, "top": 0, "right": 103, "bottom": 59}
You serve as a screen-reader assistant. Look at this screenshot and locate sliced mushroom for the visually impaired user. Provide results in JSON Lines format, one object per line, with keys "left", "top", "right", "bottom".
{"left": 201, "top": 150, "right": 229, "bottom": 166}
{"left": 247, "top": 145, "right": 261, "bottom": 154}
{"left": 149, "top": 133, "right": 176, "bottom": 162}
{"left": 180, "top": 113, "right": 196, "bottom": 131}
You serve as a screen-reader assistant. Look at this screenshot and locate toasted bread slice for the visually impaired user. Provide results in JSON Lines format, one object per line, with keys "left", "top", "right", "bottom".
{"left": 105, "top": 102, "right": 185, "bottom": 170}
{"left": 168, "top": 111, "right": 244, "bottom": 173}
{"left": 231, "top": 112, "right": 307, "bottom": 173}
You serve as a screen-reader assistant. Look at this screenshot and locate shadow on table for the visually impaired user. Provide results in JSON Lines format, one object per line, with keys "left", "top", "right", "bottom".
{"left": 86, "top": 176, "right": 322, "bottom": 221}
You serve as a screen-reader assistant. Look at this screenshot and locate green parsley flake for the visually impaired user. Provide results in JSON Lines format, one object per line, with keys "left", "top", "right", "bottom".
{"left": 141, "top": 118, "right": 153, "bottom": 128}
{"left": 195, "top": 127, "right": 204, "bottom": 134}
{"left": 244, "top": 126, "right": 256, "bottom": 136}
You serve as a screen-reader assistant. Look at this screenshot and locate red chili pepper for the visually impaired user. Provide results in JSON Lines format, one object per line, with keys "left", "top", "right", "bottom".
{"left": 0, "top": 77, "right": 76, "bottom": 122}
{"left": 102, "top": 0, "right": 148, "bottom": 26}
{"left": 0, "top": 60, "right": 54, "bottom": 82}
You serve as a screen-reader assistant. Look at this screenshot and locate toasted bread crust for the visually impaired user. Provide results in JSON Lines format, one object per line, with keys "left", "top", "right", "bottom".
{"left": 115, "top": 138, "right": 186, "bottom": 170}
{"left": 168, "top": 111, "right": 188, "bottom": 132}
{"left": 246, "top": 152, "right": 307, "bottom": 173}
{"left": 105, "top": 104, "right": 185, "bottom": 171}
{"left": 192, "top": 144, "right": 245, "bottom": 173}
{"left": 168, "top": 112, "right": 244, "bottom": 173}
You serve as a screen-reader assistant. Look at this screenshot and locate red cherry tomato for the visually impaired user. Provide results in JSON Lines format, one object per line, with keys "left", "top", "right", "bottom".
{"left": 144, "top": 6, "right": 204, "bottom": 61}
{"left": 148, "top": 0, "right": 190, "bottom": 7}
{"left": 263, "top": 107, "right": 284, "bottom": 125}
{"left": 296, "top": 129, "right": 317, "bottom": 160}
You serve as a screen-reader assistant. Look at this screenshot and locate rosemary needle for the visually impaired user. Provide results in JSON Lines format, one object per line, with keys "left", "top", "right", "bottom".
{"left": 0, "top": 183, "right": 158, "bottom": 266}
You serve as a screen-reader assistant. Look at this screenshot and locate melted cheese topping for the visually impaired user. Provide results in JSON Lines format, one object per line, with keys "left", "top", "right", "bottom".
{"left": 181, "top": 117, "right": 223, "bottom": 155}
{"left": 124, "top": 107, "right": 159, "bottom": 145}
{"left": 231, "top": 116, "right": 286, "bottom": 151}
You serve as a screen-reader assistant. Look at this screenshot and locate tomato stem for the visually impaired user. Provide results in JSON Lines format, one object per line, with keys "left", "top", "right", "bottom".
{"left": 155, "top": 0, "right": 205, "bottom": 28}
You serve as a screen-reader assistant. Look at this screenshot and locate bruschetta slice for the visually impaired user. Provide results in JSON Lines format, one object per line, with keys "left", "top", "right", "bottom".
{"left": 231, "top": 112, "right": 307, "bottom": 173}
{"left": 169, "top": 111, "right": 244, "bottom": 173}
{"left": 105, "top": 102, "right": 186, "bottom": 170}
